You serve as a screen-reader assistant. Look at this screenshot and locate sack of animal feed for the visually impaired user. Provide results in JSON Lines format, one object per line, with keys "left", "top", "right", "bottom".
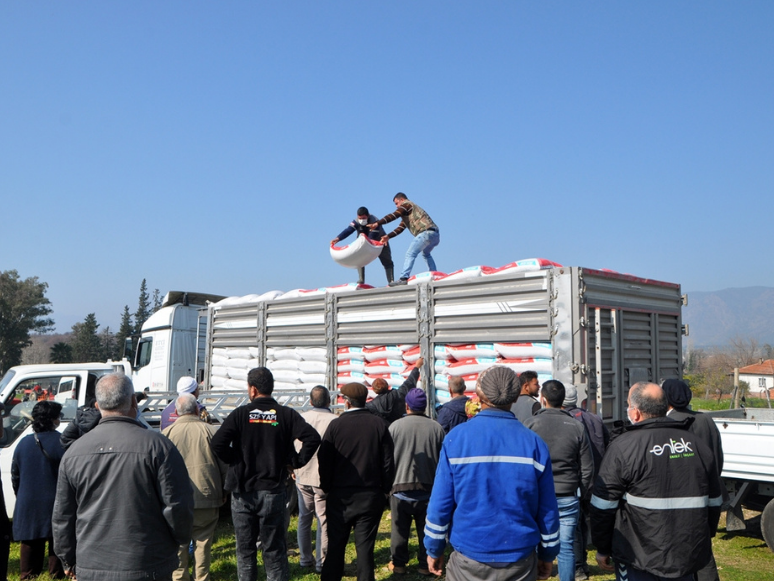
{"left": 330, "top": 234, "right": 384, "bottom": 269}
{"left": 365, "top": 359, "right": 406, "bottom": 374}
{"left": 298, "top": 360, "right": 327, "bottom": 374}
{"left": 362, "top": 345, "right": 404, "bottom": 361}
{"left": 337, "top": 346, "right": 364, "bottom": 361}
{"left": 407, "top": 271, "right": 448, "bottom": 285}
{"left": 296, "top": 347, "right": 327, "bottom": 362}
{"left": 496, "top": 358, "right": 553, "bottom": 374}
{"left": 446, "top": 343, "right": 497, "bottom": 360}
{"left": 442, "top": 266, "right": 485, "bottom": 282}
{"left": 444, "top": 358, "right": 498, "bottom": 376}
{"left": 494, "top": 342, "right": 553, "bottom": 359}
{"left": 337, "top": 359, "right": 365, "bottom": 372}
{"left": 402, "top": 345, "right": 421, "bottom": 364}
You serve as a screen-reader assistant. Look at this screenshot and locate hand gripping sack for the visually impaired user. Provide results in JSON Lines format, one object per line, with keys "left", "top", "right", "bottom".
{"left": 330, "top": 234, "right": 384, "bottom": 269}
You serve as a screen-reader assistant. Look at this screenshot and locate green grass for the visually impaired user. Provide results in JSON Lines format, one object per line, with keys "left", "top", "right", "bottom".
{"left": 7, "top": 510, "right": 773, "bottom": 580}
{"left": 693, "top": 397, "right": 772, "bottom": 411}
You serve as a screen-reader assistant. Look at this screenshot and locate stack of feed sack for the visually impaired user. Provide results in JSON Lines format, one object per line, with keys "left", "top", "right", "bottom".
{"left": 209, "top": 347, "right": 260, "bottom": 391}
{"left": 264, "top": 347, "right": 328, "bottom": 391}
{"left": 336, "top": 344, "right": 419, "bottom": 401}
{"left": 433, "top": 342, "right": 554, "bottom": 405}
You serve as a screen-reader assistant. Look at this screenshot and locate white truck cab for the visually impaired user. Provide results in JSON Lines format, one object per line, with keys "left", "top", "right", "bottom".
{"left": 0, "top": 361, "right": 131, "bottom": 518}
{"left": 131, "top": 291, "right": 225, "bottom": 393}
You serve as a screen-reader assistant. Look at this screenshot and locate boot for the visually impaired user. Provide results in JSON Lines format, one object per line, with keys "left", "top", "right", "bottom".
{"left": 385, "top": 267, "right": 394, "bottom": 284}
{"left": 357, "top": 267, "right": 365, "bottom": 285}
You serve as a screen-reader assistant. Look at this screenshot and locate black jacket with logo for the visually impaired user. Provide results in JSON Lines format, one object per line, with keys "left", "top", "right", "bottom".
{"left": 211, "top": 397, "right": 320, "bottom": 493}
{"left": 590, "top": 416, "right": 722, "bottom": 577}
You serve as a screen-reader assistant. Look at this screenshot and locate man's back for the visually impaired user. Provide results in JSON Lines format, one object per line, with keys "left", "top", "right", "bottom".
{"left": 435, "top": 396, "right": 469, "bottom": 434}
{"left": 590, "top": 417, "right": 722, "bottom": 577}
{"left": 669, "top": 408, "right": 724, "bottom": 473}
{"left": 318, "top": 409, "right": 395, "bottom": 493}
{"left": 425, "top": 409, "right": 559, "bottom": 564}
{"left": 295, "top": 408, "right": 337, "bottom": 487}
{"left": 389, "top": 414, "right": 444, "bottom": 493}
{"left": 511, "top": 394, "right": 540, "bottom": 423}
{"left": 53, "top": 416, "right": 193, "bottom": 579}
{"left": 524, "top": 408, "right": 594, "bottom": 497}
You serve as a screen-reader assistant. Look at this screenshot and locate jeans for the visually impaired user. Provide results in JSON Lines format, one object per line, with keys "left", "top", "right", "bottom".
{"left": 400, "top": 229, "right": 440, "bottom": 280}
{"left": 556, "top": 496, "right": 580, "bottom": 581}
{"left": 296, "top": 484, "right": 328, "bottom": 570}
{"left": 231, "top": 488, "right": 290, "bottom": 581}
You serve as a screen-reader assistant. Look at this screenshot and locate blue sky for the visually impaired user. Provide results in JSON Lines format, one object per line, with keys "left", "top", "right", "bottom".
{"left": 1, "top": 2, "right": 772, "bottom": 332}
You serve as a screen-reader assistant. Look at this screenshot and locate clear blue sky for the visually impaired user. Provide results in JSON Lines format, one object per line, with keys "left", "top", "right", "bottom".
{"left": 1, "top": 2, "right": 772, "bottom": 333}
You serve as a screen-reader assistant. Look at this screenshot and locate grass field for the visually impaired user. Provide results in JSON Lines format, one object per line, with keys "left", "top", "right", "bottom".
{"left": 8, "top": 510, "right": 773, "bottom": 581}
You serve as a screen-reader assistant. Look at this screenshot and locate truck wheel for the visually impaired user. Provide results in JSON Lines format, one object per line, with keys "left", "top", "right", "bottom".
{"left": 762, "top": 498, "right": 774, "bottom": 553}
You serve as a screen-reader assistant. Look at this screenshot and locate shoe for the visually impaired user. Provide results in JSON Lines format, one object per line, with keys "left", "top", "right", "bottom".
{"left": 388, "top": 278, "right": 408, "bottom": 287}
{"left": 417, "top": 567, "right": 432, "bottom": 576}
{"left": 575, "top": 567, "right": 589, "bottom": 580}
{"left": 388, "top": 562, "right": 407, "bottom": 574}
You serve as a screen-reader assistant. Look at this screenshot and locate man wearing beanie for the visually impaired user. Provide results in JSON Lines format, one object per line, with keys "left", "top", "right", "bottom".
{"left": 662, "top": 378, "right": 724, "bottom": 581}
{"left": 424, "top": 366, "right": 560, "bottom": 580}
{"left": 318, "top": 383, "right": 395, "bottom": 581}
{"left": 524, "top": 381, "right": 594, "bottom": 581}
{"left": 387, "top": 388, "right": 445, "bottom": 575}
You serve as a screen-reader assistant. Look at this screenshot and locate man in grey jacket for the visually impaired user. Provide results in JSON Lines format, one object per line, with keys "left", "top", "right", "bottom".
{"left": 387, "top": 388, "right": 445, "bottom": 576}
{"left": 53, "top": 373, "right": 193, "bottom": 581}
{"left": 524, "top": 380, "right": 593, "bottom": 581}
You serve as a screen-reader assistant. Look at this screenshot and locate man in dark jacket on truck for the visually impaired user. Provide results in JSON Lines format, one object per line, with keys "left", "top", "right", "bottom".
{"left": 211, "top": 367, "right": 321, "bottom": 581}
{"left": 366, "top": 357, "right": 424, "bottom": 424}
{"left": 331, "top": 206, "right": 394, "bottom": 285}
{"left": 590, "top": 382, "right": 723, "bottom": 581}
{"left": 524, "top": 380, "right": 594, "bottom": 581}
{"left": 53, "top": 373, "right": 194, "bottom": 581}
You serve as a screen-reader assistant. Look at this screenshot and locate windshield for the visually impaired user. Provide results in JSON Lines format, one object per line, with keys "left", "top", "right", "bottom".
{"left": 0, "top": 370, "right": 16, "bottom": 395}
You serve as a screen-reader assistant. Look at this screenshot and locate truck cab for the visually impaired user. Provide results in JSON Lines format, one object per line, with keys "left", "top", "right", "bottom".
{"left": 0, "top": 361, "right": 130, "bottom": 518}
{"left": 132, "top": 291, "right": 225, "bottom": 392}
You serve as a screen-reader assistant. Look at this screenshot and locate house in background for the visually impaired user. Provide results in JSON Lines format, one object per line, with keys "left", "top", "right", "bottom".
{"left": 739, "top": 360, "right": 774, "bottom": 395}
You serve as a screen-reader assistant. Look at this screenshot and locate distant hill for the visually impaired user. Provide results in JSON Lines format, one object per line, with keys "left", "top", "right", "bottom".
{"left": 683, "top": 286, "right": 774, "bottom": 348}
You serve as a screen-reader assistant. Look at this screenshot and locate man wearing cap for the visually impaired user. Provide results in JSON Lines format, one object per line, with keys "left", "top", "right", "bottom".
{"left": 211, "top": 367, "right": 321, "bottom": 581}
{"left": 387, "top": 388, "right": 445, "bottom": 576}
{"left": 561, "top": 384, "right": 609, "bottom": 581}
{"left": 662, "top": 378, "right": 724, "bottom": 581}
{"left": 424, "top": 366, "right": 560, "bottom": 580}
{"left": 318, "top": 382, "right": 395, "bottom": 581}
{"left": 367, "top": 357, "right": 424, "bottom": 425}
{"left": 331, "top": 206, "right": 395, "bottom": 285}
{"left": 161, "top": 376, "right": 210, "bottom": 430}
{"left": 524, "top": 380, "right": 594, "bottom": 581}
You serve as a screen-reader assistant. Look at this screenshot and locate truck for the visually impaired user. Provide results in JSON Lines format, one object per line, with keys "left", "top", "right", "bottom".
{"left": 132, "top": 291, "right": 226, "bottom": 392}
{"left": 708, "top": 407, "right": 774, "bottom": 552}
{"left": 0, "top": 360, "right": 131, "bottom": 517}
{"left": 200, "top": 262, "right": 686, "bottom": 423}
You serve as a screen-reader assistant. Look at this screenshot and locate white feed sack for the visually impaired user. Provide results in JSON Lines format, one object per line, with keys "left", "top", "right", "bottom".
{"left": 330, "top": 234, "right": 384, "bottom": 269}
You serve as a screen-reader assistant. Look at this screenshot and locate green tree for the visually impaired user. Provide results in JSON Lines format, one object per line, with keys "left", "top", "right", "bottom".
{"left": 152, "top": 288, "right": 162, "bottom": 313}
{"left": 134, "top": 279, "right": 151, "bottom": 335}
{"left": 0, "top": 270, "right": 54, "bottom": 374}
{"left": 71, "top": 314, "right": 102, "bottom": 362}
{"left": 100, "top": 326, "right": 116, "bottom": 361}
{"left": 50, "top": 341, "right": 74, "bottom": 363}
{"left": 115, "top": 305, "right": 134, "bottom": 361}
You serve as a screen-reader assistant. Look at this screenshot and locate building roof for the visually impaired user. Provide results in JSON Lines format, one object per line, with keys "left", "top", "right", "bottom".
{"left": 739, "top": 360, "right": 774, "bottom": 376}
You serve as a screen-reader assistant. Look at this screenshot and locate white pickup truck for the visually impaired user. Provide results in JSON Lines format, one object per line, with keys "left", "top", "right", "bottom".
{"left": 0, "top": 361, "right": 131, "bottom": 518}
{"left": 709, "top": 407, "right": 774, "bottom": 552}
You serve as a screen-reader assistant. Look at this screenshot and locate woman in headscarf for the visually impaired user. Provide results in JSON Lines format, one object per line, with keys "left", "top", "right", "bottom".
{"left": 11, "top": 400, "right": 66, "bottom": 579}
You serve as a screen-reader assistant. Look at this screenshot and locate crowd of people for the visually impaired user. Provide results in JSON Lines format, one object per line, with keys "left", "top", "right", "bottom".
{"left": 0, "top": 360, "right": 725, "bottom": 581}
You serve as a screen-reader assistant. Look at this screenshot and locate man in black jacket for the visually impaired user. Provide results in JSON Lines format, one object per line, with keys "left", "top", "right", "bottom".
{"left": 211, "top": 367, "right": 320, "bottom": 581}
{"left": 590, "top": 382, "right": 723, "bottom": 581}
{"left": 366, "top": 358, "right": 423, "bottom": 424}
{"left": 524, "top": 380, "right": 594, "bottom": 581}
{"left": 318, "top": 382, "right": 395, "bottom": 581}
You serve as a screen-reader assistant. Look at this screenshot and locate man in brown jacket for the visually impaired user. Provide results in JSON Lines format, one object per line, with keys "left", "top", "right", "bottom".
{"left": 163, "top": 393, "right": 227, "bottom": 581}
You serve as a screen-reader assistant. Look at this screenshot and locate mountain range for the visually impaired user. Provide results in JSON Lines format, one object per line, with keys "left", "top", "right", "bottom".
{"left": 682, "top": 286, "right": 774, "bottom": 348}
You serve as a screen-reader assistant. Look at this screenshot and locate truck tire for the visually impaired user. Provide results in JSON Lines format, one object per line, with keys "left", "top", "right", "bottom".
{"left": 762, "top": 498, "right": 774, "bottom": 553}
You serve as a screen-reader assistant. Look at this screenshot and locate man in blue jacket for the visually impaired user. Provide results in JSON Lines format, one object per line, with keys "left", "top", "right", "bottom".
{"left": 424, "top": 366, "right": 560, "bottom": 580}
{"left": 331, "top": 206, "right": 394, "bottom": 285}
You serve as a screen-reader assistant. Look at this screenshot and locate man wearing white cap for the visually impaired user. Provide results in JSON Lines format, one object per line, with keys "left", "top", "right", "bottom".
{"left": 161, "top": 376, "right": 210, "bottom": 430}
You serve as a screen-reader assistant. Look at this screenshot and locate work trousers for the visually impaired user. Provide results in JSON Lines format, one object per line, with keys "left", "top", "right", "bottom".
{"left": 616, "top": 562, "right": 694, "bottom": 581}
{"left": 389, "top": 496, "right": 428, "bottom": 568}
{"left": 446, "top": 550, "right": 536, "bottom": 581}
{"left": 231, "top": 488, "right": 289, "bottom": 581}
{"left": 19, "top": 537, "right": 65, "bottom": 580}
{"left": 173, "top": 507, "right": 220, "bottom": 581}
{"left": 296, "top": 484, "right": 328, "bottom": 570}
{"left": 321, "top": 489, "right": 385, "bottom": 581}
{"left": 357, "top": 244, "right": 393, "bottom": 284}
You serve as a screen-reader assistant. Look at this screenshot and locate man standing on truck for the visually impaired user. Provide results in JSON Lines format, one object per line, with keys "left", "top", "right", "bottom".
{"left": 368, "top": 192, "right": 440, "bottom": 286}
{"left": 590, "top": 382, "right": 723, "bottom": 581}
{"left": 211, "top": 367, "right": 321, "bottom": 581}
{"left": 331, "top": 206, "right": 395, "bottom": 285}
{"left": 53, "top": 373, "right": 194, "bottom": 581}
